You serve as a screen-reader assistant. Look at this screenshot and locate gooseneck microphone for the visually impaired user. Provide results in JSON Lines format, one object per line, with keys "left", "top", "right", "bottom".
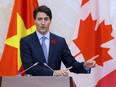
{"left": 43, "top": 63, "right": 54, "bottom": 71}
{"left": 17, "top": 62, "right": 38, "bottom": 76}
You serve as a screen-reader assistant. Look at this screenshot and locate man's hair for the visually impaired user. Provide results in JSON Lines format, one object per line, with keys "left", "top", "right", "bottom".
{"left": 33, "top": 5, "right": 52, "bottom": 20}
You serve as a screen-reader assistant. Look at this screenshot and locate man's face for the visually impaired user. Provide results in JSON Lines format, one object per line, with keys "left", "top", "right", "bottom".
{"left": 34, "top": 12, "right": 51, "bottom": 35}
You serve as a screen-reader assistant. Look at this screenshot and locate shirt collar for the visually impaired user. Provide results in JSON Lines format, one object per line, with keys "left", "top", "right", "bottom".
{"left": 36, "top": 31, "right": 50, "bottom": 40}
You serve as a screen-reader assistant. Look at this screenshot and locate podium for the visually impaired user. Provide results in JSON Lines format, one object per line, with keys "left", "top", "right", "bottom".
{"left": 0, "top": 76, "right": 75, "bottom": 87}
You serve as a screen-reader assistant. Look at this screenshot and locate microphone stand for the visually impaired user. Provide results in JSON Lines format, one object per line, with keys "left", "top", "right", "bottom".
{"left": 43, "top": 63, "right": 54, "bottom": 71}
{"left": 17, "top": 62, "right": 38, "bottom": 76}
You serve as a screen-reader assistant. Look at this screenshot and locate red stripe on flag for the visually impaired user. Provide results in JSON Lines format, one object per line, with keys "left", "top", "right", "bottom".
{"left": 95, "top": 70, "right": 116, "bottom": 87}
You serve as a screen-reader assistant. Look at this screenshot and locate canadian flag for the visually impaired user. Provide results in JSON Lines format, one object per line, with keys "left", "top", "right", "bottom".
{"left": 70, "top": 0, "right": 116, "bottom": 87}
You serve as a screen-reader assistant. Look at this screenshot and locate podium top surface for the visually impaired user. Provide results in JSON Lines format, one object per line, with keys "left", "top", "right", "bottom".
{"left": 0, "top": 76, "right": 73, "bottom": 87}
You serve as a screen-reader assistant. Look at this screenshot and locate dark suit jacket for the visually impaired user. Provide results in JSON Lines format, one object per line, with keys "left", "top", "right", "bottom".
{"left": 20, "top": 32, "right": 90, "bottom": 76}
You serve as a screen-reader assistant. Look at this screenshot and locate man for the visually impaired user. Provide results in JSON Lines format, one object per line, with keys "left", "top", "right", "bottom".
{"left": 20, "top": 5, "right": 96, "bottom": 76}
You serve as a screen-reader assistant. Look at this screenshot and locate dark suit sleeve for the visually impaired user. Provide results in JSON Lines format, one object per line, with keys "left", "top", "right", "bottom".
{"left": 61, "top": 38, "right": 90, "bottom": 74}
{"left": 20, "top": 38, "right": 53, "bottom": 76}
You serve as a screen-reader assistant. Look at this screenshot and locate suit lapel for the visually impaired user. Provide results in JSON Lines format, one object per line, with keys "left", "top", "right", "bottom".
{"left": 48, "top": 33, "right": 56, "bottom": 64}
{"left": 31, "top": 32, "right": 46, "bottom": 63}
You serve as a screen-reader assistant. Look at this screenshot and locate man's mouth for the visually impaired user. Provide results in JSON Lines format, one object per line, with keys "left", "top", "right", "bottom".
{"left": 41, "top": 27, "right": 45, "bottom": 29}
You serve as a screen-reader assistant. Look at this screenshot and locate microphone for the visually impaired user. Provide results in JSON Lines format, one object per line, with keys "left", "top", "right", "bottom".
{"left": 66, "top": 66, "right": 73, "bottom": 70}
{"left": 17, "top": 62, "right": 38, "bottom": 76}
{"left": 43, "top": 63, "right": 54, "bottom": 71}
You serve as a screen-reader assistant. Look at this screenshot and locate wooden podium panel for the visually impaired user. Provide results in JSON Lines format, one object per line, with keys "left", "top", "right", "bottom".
{"left": 0, "top": 76, "right": 74, "bottom": 87}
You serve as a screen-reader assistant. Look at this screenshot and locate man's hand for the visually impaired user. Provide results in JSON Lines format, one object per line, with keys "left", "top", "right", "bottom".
{"left": 53, "top": 69, "right": 69, "bottom": 76}
{"left": 84, "top": 55, "right": 99, "bottom": 68}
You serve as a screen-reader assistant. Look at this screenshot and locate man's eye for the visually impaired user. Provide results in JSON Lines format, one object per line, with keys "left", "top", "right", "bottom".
{"left": 44, "top": 18, "right": 49, "bottom": 21}
{"left": 37, "top": 18, "right": 42, "bottom": 21}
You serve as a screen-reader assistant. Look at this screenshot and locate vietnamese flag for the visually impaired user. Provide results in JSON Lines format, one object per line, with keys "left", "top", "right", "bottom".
{"left": 0, "top": 0, "right": 38, "bottom": 76}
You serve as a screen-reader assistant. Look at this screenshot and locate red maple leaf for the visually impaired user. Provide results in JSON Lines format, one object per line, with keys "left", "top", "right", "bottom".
{"left": 73, "top": 14, "right": 114, "bottom": 66}
{"left": 81, "top": 0, "right": 89, "bottom": 6}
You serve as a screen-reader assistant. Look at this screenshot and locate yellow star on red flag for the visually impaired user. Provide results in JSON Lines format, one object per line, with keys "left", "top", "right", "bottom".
{"left": 5, "top": 13, "right": 36, "bottom": 70}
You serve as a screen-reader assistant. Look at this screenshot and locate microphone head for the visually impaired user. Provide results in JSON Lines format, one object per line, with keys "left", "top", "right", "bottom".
{"left": 33, "top": 62, "right": 38, "bottom": 66}
{"left": 43, "top": 63, "right": 47, "bottom": 66}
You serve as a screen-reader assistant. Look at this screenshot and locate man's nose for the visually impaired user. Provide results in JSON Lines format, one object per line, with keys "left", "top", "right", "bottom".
{"left": 41, "top": 20, "right": 45, "bottom": 25}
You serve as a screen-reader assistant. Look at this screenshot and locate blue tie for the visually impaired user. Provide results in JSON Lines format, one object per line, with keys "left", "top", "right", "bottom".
{"left": 41, "top": 36, "right": 48, "bottom": 63}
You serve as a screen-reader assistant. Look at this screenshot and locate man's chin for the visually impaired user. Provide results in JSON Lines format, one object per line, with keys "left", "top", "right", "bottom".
{"left": 39, "top": 30, "right": 47, "bottom": 34}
